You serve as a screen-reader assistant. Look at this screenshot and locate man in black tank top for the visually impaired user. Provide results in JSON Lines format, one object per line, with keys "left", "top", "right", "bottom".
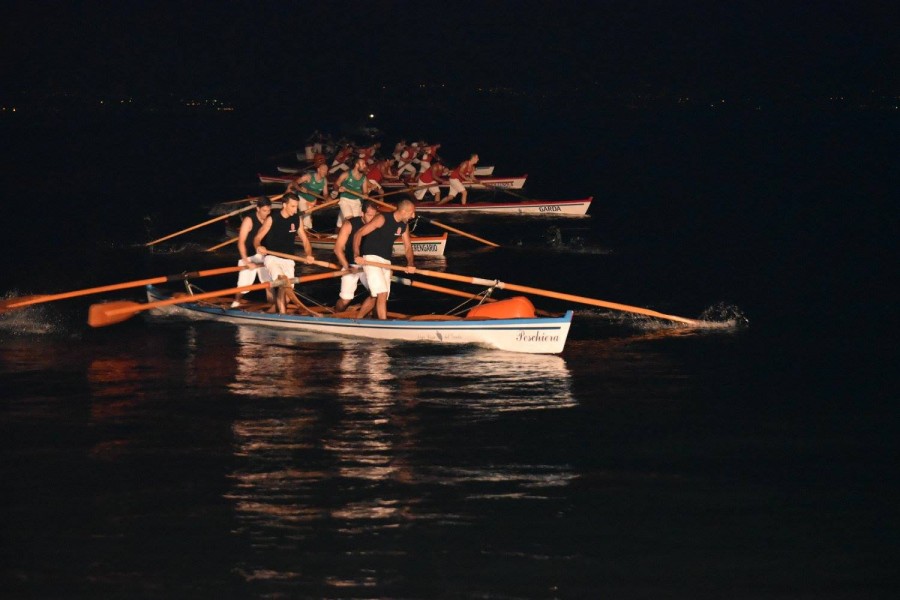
{"left": 334, "top": 201, "right": 379, "bottom": 312}
{"left": 352, "top": 199, "right": 417, "bottom": 320}
{"left": 255, "top": 194, "right": 315, "bottom": 313}
{"left": 232, "top": 196, "right": 274, "bottom": 308}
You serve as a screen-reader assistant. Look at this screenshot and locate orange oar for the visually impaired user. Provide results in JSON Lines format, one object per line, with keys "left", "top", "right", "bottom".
{"left": 373, "top": 183, "right": 435, "bottom": 199}
{"left": 390, "top": 275, "right": 553, "bottom": 316}
{"left": 0, "top": 265, "right": 256, "bottom": 314}
{"left": 88, "top": 270, "right": 345, "bottom": 327}
{"left": 145, "top": 204, "right": 255, "bottom": 247}
{"left": 358, "top": 260, "right": 703, "bottom": 326}
{"left": 218, "top": 192, "right": 287, "bottom": 206}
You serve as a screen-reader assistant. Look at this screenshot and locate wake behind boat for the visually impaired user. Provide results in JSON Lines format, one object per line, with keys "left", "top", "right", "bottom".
{"left": 145, "top": 285, "right": 572, "bottom": 354}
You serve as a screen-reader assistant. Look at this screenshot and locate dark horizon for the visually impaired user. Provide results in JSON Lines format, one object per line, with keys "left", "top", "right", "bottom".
{"left": 3, "top": 1, "right": 897, "bottom": 111}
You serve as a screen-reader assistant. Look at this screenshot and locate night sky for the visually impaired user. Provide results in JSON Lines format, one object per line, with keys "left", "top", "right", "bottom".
{"left": 3, "top": 1, "right": 897, "bottom": 110}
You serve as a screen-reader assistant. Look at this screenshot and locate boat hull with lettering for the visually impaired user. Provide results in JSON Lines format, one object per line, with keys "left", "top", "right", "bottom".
{"left": 258, "top": 173, "right": 527, "bottom": 190}
{"left": 413, "top": 197, "right": 592, "bottom": 216}
{"left": 145, "top": 286, "right": 572, "bottom": 354}
{"left": 306, "top": 232, "right": 447, "bottom": 257}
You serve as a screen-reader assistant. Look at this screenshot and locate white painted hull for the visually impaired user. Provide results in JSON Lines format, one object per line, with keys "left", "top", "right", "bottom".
{"left": 414, "top": 197, "right": 592, "bottom": 216}
{"left": 307, "top": 232, "right": 447, "bottom": 257}
{"left": 258, "top": 173, "right": 527, "bottom": 189}
{"left": 278, "top": 164, "right": 495, "bottom": 176}
{"left": 146, "top": 286, "right": 572, "bottom": 354}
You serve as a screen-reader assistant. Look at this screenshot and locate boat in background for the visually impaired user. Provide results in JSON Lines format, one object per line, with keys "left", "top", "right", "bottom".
{"left": 258, "top": 173, "right": 527, "bottom": 189}
{"left": 278, "top": 164, "right": 495, "bottom": 176}
{"left": 413, "top": 197, "right": 592, "bottom": 217}
{"left": 306, "top": 231, "right": 447, "bottom": 257}
{"left": 145, "top": 285, "right": 572, "bottom": 354}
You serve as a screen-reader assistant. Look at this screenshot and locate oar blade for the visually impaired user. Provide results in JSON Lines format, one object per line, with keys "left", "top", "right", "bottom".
{"left": 88, "top": 301, "right": 143, "bottom": 328}
{"left": 0, "top": 295, "right": 45, "bottom": 314}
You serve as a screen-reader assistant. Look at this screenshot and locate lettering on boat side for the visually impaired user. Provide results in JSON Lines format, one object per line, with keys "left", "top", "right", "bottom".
{"left": 413, "top": 243, "right": 438, "bottom": 252}
{"left": 516, "top": 331, "right": 559, "bottom": 343}
{"left": 539, "top": 205, "right": 561, "bottom": 212}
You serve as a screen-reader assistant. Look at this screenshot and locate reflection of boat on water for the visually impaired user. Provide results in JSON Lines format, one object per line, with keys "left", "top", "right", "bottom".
{"left": 398, "top": 348, "right": 577, "bottom": 413}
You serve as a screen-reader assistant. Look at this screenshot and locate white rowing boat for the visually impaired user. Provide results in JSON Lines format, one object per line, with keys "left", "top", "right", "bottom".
{"left": 258, "top": 173, "right": 527, "bottom": 189}
{"left": 413, "top": 197, "right": 592, "bottom": 217}
{"left": 306, "top": 231, "right": 447, "bottom": 257}
{"left": 278, "top": 165, "right": 496, "bottom": 176}
{"left": 145, "top": 285, "right": 572, "bottom": 354}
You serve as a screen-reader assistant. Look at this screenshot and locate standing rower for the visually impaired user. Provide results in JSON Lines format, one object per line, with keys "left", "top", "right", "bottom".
{"left": 352, "top": 199, "right": 417, "bottom": 320}
{"left": 254, "top": 193, "right": 315, "bottom": 314}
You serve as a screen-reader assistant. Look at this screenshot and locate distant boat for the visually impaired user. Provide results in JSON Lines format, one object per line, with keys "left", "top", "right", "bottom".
{"left": 278, "top": 164, "right": 495, "bottom": 176}
{"left": 306, "top": 231, "right": 447, "bottom": 257}
{"left": 413, "top": 197, "right": 592, "bottom": 217}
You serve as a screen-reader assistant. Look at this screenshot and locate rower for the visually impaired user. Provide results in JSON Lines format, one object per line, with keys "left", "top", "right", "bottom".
{"left": 232, "top": 196, "right": 274, "bottom": 308}
{"left": 254, "top": 193, "right": 315, "bottom": 314}
{"left": 352, "top": 199, "right": 417, "bottom": 320}
{"left": 333, "top": 201, "right": 379, "bottom": 312}
{"left": 334, "top": 157, "right": 371, "bottom": 230}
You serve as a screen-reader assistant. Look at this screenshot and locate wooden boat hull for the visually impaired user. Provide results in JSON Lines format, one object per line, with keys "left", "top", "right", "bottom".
{"left": 414, "top": 197, "right": 592, "bottom": 216}
{"left": 146, "top": 286, "right": 572, "bottom": 354}
{"left": 381, "top": 174, "right": 527, "bottom": 190}
{"left": 278, "top": 165, "right": 496, "bottom": 176}
{"left": 258, "top": 173, "right": 526, "bottom": 189}
{"left": 306, "top": 232, "right": 447, "bottom": 257}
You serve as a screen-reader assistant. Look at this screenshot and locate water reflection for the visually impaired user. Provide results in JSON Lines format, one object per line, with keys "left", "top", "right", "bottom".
{"left": 224, "top": 337, "right": 578, "bottom": 592}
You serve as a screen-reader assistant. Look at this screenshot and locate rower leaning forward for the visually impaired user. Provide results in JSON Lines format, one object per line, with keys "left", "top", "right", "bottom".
{"left": 255, "top": 192, "right": 315, "bottom": 314}
{"left": 334, "top": 157, "right": 371, "bottom": 230}
{"left": 352, "top": 199, "right": 417, "bottom": 320}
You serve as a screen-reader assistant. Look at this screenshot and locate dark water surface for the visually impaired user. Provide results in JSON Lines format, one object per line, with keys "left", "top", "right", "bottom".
{"left": 1, "top": 105, "right": 895, "bottom": 598}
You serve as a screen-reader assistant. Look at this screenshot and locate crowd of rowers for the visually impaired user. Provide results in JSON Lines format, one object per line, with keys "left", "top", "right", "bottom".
{"left": 295, "top": 134, "right": 482, "bottom": 218}
{"left": 227, "top": 135, "right": 483, "bottom": 316}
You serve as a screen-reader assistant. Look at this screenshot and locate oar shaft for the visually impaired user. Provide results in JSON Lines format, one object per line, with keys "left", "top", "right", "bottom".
{"left": 95, "top": 270, "right": 345, "bottom": 321}
{"left": 375, "top": 183, "right": 434, "bottom": 198}
{"left": 1, "top": 265, "right": 250, "bottom": 310}
{"left": 146, "top": 205, "right": 254, "bottom": 246}
{"left": 424, "top": 218, "right": 499, "bottom": 247}
{"left": 362, "top": 261, "right": 701, "bottom": 325}
{"left": 207, "top": 237, "right": 238, "bottom": 252}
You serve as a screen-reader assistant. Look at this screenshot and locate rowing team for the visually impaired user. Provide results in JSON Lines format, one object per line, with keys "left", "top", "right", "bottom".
{"left": 234, "top": 194, "right": 417, "bottom": 317}
{"left": 289, "top": 153, "right": 481, "bottom": 222}
{"left": 303, "top": 137, "right": 440, "bottom": 177}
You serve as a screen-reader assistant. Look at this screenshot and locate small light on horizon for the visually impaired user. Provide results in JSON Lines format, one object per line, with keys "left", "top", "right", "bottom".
{"left": 369, "top": 113, "right": 375, "bottom": 119}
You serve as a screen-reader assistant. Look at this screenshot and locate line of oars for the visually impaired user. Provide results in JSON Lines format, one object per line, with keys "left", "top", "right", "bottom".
{"left": 1, "top": 252, "right": 703, "bottom": 326}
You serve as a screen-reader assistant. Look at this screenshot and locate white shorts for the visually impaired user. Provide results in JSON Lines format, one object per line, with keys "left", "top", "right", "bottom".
{"left": 338, "top": 197, "right": 362, "bottom": 218}
{"left": 299, "top": 197, "right": 315, "bottom": 228}
{"left": 362, "top": 255, "right": 392, "bottom": 296}
{"left": 236, "top": 253, "right": 272, "bottom": 288}
{"left": 447, "top": 178, "right": 466, "bottom": 197}
{"left": 414, "top": 183, "right": 440, "bottom": 200}
{"left": 339, "top": 270, "right": 369, "bottom": 300}
{"left": 263, "top": 255, "right": 295, "bottom": 280}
